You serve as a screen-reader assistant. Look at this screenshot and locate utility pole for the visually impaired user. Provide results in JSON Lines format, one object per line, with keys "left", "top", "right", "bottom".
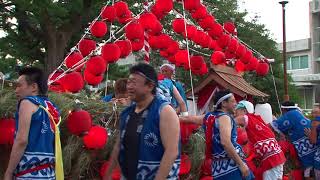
{"left": 279, "top": 1, "right": 289, "bottom": 101}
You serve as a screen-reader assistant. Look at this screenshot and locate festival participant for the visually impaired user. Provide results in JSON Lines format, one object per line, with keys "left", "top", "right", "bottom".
{"left": 160, "top": 63, "right": 188, "bottom": 109}
{"left": 305, "top": 105, "right": 320, "bottom": 179}
{"left": 235, "top": 100, "right": 286, "bottom": 180}
{"left": 103, "top": 63, "right": 180, "bottom": 180}
{"left": 180, "top": 90, "right": 254, "bottom": 179}
{"left": 157, "top": 74, "right": 187, "bottom": 114}
{"left": 113, "top": 78, "right": 131, "bottom": 106}
{"left": 271, "top": 101, "right": 316, "bottom": 180}
{"left": 5, "top": 67, "right": 63, "bottom": 180}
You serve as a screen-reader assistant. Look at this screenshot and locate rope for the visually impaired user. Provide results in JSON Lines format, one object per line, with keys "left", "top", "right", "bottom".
{"left": 270, "top": 64, "right": 282, "bottom": 114}
{"left": 181, "top": 0, "right": 197, "bottom": 115}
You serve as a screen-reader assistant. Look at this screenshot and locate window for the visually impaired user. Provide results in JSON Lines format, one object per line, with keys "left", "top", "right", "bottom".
{"left": 287, "top": 55, "right": 309, "bottom": 70}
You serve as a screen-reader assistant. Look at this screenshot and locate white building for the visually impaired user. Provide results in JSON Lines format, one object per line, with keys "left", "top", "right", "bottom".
{"left": 277, "top": 0, "right": 320, "bottom": 110}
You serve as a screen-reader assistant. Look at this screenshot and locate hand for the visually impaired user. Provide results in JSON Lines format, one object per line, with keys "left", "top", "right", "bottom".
{"left": 304, "top": 128, "right": 311, "bottom": 137}
{"left": 239, "top": 163, "right": 250, "bottom": 178}
{"left": 4, "top": 171, "right": 13, "bottom": 180}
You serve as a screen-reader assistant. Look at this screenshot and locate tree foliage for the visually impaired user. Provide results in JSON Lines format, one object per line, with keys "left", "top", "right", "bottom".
{"left": 0, "top": 0, "right": 301, "bottom": 112}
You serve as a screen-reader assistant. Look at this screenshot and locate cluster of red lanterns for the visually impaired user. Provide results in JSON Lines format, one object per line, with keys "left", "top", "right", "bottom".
{"left": 66, "top": 109, "right": 108, "bottom": 149}
{"left": 99, "top": 161, "right": 121, "bottom": 180}
{"left": 0, "top": 118, "right": 15, "bottom": 145}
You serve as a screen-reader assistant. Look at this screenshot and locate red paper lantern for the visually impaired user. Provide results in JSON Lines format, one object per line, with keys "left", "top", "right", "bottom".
{"left": 130, "top": 38, "right": 144, "bottom": 51}
{"left": 172, "top": 18, "right": 186, "bottom": 34}
{"left": 227, "top": 38, "right": 239, "bottom": 53}
{"left": 151, "top": 4, "right": 166, "bottom": 20}
{"left": 237, "top": 127, "right": 248, "bottom": 145}
{"left": 179, "top": 154, "right": 191, "bottom": 175}
{"left": 235, "top": 43, "right": 246, "bottom": 58}
{"left": 83, "top": 126, "right": 108, "bottom": 149}
{"left": 66, "top": 109, "right": 92, "bottom": 136}
{"left": 60, "top": 72, "right": 84, "bottom": 93}
{"left": 201, "top": 158, "right": 212, "bottom": 177}
{"left": 183, "top": 25, "right": 197, "bottom": 39}
{"left": 246, "top": 57, "right": 258, "bottom": 71}
{"left": 208, "top": 22, "right": 223, "bottom": 39}
{"left": 198, "top": 15, "right": 215, "bottom": 31}
{"left": 117, "top": 10, "right": 132, "bottom": 24}
{"left": 191, "top": 55, "right": 204, "bottom": 71}
{"left": 139, "top": 12, "right": 158, "bottom": 31}
{"left": 200, "top": 176, "right": 213, "bottom": 180}
{"left": 199, "top": 63, "right": 208, "bottom": 75}
{"left": 199, "top": 33, "right": 212, "bottom": 48}
{"left": 217, "top": 33, "right": 231, "bottom": 49}
{"left": 0, "top": 118, "right": 15, "bottom": 145}
{"left": 48, "top": 71, "right": 66, "bottom": 93}
{"left": 225, "top": 51, "right": 236, "bottom": 59}
{"left": 78, "top": 38, "right": 96, "bottom": 57}
{"left": 84, "top": 69, "right": 104, "bottom": 86}
{"left": 125, "top": 21, "right": 144, "bottom": 40}
{"left": 175, "top": 50, "right": 189, "bottom": 67}
{"left": 235, "top": 60, "right": 246, "bottom": 72}
{"left": 255, "top": 62, "right": 270, "bottom": 76}
{"left": 90, "top": 21, "right": 108, "bottom": 38}
{"left": 156, "top": 34, "right": 173, "bottom": 49}
{"left": 65, "top": 51, "right": 84, "bottom": 71}
{"left": 101, "top": 6, "right": 117, "bottom": 22}
{"left": 290, "top": 170, "right": 303, "bottom": 180}
{"left": 114, "top": 1, "right": 129, "bottom": 17}
{"left": 240, "top": 50, "right": 253, "bottom": 64}
{"left": 155, "top": 0, "right": 173, "bottom": 14}
{"left": 180, "top": 122, "right": 199, "bottom": 144}
{"left": 208, "top": 40, "right": 220, "bottom": 51}
{"left": 191, "top": 5, "right": 207, "bottom": 21}
{"left": 211, "top": 51, "right": 226, "bottom": 65}
{"left": 223, "top": 21, "right": 236, "bottom": 35}
{"left": 167, "top": 41, "right": 179, "bottom": 56}
{"left": 101, "top": 43, "right": 121, "bottom": 63}
{"left": 86, "top": 56, "right": 106, "bottom": 75}
{"left": 167, "top": 56, "right": 176, "bottom": 63}
{"left": 148, "top": 21, "right": 163, "bottom": 36}
{"left": 184, "top": 0, "right": 201, "bottom": 12}
{"left": 160, "top": 50, "right": 169, "bottom": 58}
{"left": 100, "top": 161, "right": 121, "bottom": 180}
{"left": 115, "top": 40, "right": 132, "bottom": 58}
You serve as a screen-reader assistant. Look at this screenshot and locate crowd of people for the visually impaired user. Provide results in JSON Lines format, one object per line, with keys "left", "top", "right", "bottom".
{"left": 4, "top": 62, "right": 320, "bottom": 180}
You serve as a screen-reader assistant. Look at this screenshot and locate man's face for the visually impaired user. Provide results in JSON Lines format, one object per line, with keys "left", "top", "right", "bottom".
{"left": 161, "top": 66, "right": 174, "bottom": 79}
{"left": 312, "top": 106, "right": 320, "bottom": 118}
{"left": 127, "top": 73, "right": 154, "bottom": 102}
{"left": 15, "top": 75, "right": 36, "bottom": 100}
{"left": 235, "top": 108, "right": 247, "bottom": 117}
{"left": 222, "top": 95, "right": 237, "bottom": 114}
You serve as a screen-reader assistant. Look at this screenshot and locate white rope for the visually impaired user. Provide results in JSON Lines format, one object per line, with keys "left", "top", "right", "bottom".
{"left": 181, "top": 0, "right": 197, "bottom": 115}
{"left": 270, "top": 64, "right": 282, "bottom": 114}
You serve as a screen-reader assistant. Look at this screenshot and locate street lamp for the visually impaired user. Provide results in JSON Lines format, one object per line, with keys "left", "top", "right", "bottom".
{"left": 279, "top": 1, "right": 289, "bottom": 101}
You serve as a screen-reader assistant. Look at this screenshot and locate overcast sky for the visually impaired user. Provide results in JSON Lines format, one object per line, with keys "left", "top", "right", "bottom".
{"left": 239, "top": 0, "right": 311, "bottom": 42}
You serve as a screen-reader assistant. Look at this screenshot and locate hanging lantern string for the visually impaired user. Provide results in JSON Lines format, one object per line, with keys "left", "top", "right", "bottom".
{"left": 270, "top": 64, "right": 282, "bottom": 114}
{"left": 172, "top": 8, "right": 269, "bottom": 62}
{"left": 48, "top": 7, "right": 146, "bottom": 85}
{"left": 181, "top": 0, "right": 197, "bottom": 115}
{"left": 47, "top": 0, "right": 113, "bottom": 84}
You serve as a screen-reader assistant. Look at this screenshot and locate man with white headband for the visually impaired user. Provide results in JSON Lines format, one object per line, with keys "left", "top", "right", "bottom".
{"left": 235, "top": 100, "right": 286, "bottom": 180}
{"left": 271, "top": 101, "right": 316, "bottom": 179}
{"left": 160, "top": 63, "right": 188, "bottom": 110}
{"left": 180, "top": 90, "right": 254, "bottom": 179}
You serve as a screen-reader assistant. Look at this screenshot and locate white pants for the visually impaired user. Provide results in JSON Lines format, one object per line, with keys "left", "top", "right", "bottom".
{"left": 263, "top": 164, "right": 284, "bottom": 180}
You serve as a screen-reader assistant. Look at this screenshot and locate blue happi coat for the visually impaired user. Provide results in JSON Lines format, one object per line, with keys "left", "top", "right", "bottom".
{"left": 204, "top": 111, "right": 254, "bottom": 180}
{"left": 119, "top": 96, "right": 181, "bottom": 179}
{"left": 313, "top": 117, "right": 320, "bottom": 170}
{"left": 272, "top": 109, "right": 316, "bottom": 168}
{"left": 15, "top": 96, "right": 59, "bottom": 179}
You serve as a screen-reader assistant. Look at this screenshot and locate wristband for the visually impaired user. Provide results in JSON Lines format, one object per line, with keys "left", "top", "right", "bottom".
{"left": 180, "top": 112, "right": 189, "bottom": 116}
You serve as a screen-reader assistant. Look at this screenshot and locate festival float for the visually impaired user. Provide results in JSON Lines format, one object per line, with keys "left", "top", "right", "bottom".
{"left": 0, "top": 0, "right": 300, "bottom": 179}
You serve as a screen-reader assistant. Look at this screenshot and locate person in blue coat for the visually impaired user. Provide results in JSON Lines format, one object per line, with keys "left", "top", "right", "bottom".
{"left": 103, "top": 63, "right": 180, "bottom": 180}
{"left": 271, "top": 101, "right": 316, "bottom": 180}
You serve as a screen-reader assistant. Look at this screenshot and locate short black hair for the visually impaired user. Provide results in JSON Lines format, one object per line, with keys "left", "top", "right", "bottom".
{"left": 213, "top": 89, "right": 232, "bottom": 110}
{"left": 281, "top": 101, "right": 296, "bottom": 112}
{"left": 129, "top": 63, "right": 158, "bottom": 95}
{"left": 19, "top": 67, "right": 48, "bottom": 96}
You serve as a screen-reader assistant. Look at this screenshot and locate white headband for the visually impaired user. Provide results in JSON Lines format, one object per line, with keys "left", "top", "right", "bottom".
{"left": 160, "top": 64, "right": 175, "bottom": 71}
{"left": 281, "top": 105, "right": 298, "bottom": 109}
{"left": 214, "top": 93, "right": 233, "bottom": 108}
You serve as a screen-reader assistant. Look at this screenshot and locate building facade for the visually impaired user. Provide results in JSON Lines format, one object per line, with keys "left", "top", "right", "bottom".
{"left": 278, "top": 0, "right": 320, "bottom": 110}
